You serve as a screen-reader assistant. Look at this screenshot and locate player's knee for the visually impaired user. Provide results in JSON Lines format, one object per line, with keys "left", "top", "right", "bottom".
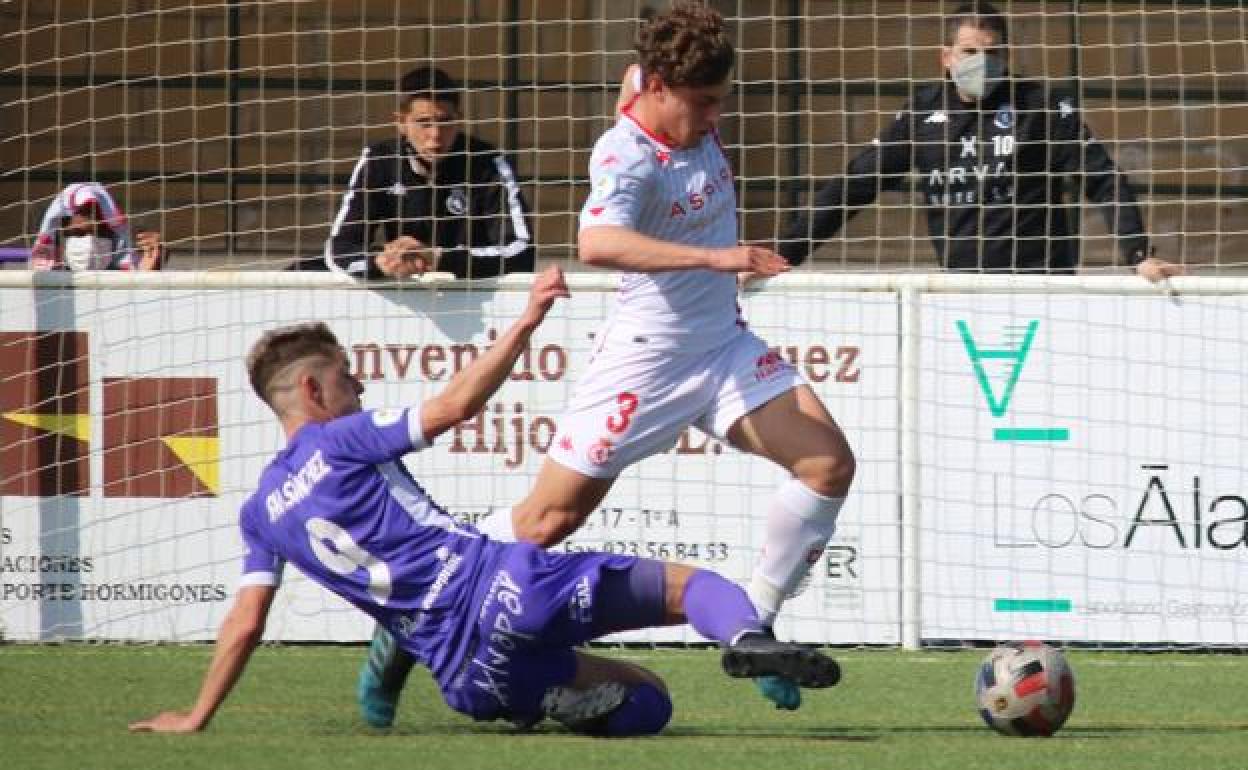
{"left": 514, "top": 507, "right": 584, "bottom": 547}
{"left": 601, "top": 682, "right": 673, "bottom": 737}
{"left": 796, "top": 446, "right": 855, "bottom": 498}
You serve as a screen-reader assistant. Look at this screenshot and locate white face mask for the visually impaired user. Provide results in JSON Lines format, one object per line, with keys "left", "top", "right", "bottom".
{"left": 950, "top": 52, "right": 1006, "bottom": 100}
{"left": 63, "top": 235, "right": 115, "bottom": 271}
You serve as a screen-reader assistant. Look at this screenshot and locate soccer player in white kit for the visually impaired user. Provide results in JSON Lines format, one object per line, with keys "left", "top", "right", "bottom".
{"left": 363, "top": 1, "right": 856, "bottom": 718}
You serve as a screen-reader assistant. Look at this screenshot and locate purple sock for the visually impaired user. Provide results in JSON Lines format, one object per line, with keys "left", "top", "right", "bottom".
{"left": 682, "top": 569, "right": 761, "bottom": 644}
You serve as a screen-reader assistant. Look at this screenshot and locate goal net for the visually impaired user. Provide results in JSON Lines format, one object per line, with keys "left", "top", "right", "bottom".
{"left": 1, "top": 2, "right": 1247, "bottom": 649}
{"left": 1, "top": 2, "right": 1243, "bottom": 272}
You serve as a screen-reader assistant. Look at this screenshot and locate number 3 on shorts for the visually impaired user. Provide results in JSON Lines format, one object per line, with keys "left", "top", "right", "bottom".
{"left": 605, "top": 392, "right": 639, "bottom": 434}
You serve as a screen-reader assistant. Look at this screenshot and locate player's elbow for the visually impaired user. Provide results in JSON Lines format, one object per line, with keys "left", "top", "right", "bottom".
{"left": 577, "top": 228, "right": 614, "bottom": 268}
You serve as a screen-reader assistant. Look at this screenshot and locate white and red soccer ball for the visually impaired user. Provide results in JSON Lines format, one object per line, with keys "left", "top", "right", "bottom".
{"left": 975, "top": 641, "right": 1076, "bottom": 737}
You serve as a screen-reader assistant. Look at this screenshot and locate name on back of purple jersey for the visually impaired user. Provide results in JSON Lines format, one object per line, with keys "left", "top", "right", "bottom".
{"left": 265, "top": 448, "right": 333, "bottom": 521}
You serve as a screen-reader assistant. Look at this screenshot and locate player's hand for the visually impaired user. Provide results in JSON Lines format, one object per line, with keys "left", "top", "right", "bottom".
{"left": 520, "top": 265, "right": 570, "bottom": 326}
{"left": 135, "top": 230, "right": 164, "bottom": 271}
{"left": 710, "top": 245, "right": 790, "bottom": 277}
{"left": 376, "top": 236, "right": 429, "bottom": 278}
{"left": 1135, "top": 256, "right": 1185, "bottom": 284}
{"left": 128, "top": 710, "right": 204, "bottom": 733}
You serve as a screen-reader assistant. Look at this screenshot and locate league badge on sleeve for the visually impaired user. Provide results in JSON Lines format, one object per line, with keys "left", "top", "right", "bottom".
{"left": 371, "top": 408, "right": 404, "bottom": 427}
{"left": 591, "top": 173, "right": 615, "bottom": 201}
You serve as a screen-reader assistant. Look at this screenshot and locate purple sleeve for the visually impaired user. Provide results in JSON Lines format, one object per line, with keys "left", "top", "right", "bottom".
{"left": 239, "top": 501, "right": 284, "bottom": 587}
{"left": 320, "top": 406, "right": 431, "bottom": 465}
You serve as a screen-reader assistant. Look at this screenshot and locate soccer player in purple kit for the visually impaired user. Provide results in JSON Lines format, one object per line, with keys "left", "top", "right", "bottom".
{"left": 128, "top": 265, "right": 839, "bottom": 737}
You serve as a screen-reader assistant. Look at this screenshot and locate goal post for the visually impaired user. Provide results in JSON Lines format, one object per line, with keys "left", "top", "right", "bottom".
{"left": 4, "top": 272, "right": 1248, "bottom": 650}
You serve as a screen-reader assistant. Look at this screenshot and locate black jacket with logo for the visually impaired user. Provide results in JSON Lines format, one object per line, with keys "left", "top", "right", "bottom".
{"left": 324, "top": 134, "right": 534, "bottom": 279}
{"left": 780, "top": 78, "right": 1149, "bottom": 272}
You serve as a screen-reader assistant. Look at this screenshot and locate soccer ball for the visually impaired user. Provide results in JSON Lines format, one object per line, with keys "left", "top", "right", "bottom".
{"left": 974, "top": 641, "right": 1076, "bottom": 737}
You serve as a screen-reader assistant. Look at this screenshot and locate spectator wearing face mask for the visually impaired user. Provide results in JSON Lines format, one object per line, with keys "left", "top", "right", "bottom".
{"left": 778, "top": 0, "right": 1183, "bottom": 283}
{"left": 30, "top": 182, "right": 165, "bottom": 271}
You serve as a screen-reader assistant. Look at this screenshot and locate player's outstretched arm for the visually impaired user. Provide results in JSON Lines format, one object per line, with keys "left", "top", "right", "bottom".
{"left": 579, "top": 225, "right": 789, "bottom": 276}
{"left": 129, "top": 585, "right": 277, "bottom": 733}
{"left": 420, "top": 265, "right": 569, "bottom": 440}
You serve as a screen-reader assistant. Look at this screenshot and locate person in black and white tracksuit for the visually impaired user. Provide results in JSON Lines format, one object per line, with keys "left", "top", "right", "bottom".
{"left": 323, "top": 66, "right": 535, "bottom": 280}
{"left": 780, "top": 1, "right": 1183, "bottom": 282}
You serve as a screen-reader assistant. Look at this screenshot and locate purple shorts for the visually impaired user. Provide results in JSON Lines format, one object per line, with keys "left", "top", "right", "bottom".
{"left": 441, "top": 543, "right": 637, "bottom": 723}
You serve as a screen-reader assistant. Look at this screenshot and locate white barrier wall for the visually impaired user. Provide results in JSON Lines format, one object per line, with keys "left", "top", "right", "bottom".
{"left": 1, "top": 273, "right": 1246, "bottom": 647}
{"left": 920, "top": 294, "right": 1248, "bottom": 646}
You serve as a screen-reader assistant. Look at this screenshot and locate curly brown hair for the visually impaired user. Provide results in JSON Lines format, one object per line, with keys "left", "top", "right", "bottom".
{"left": 635, "top": 1, "right": 734, "bottom": 89}
{"left": 246, "top": 321, "right": 343, "bottom": 411}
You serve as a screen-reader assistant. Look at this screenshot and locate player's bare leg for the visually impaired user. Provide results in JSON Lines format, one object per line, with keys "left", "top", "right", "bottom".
{"left": 726, "top": 384, "right": 855, "bottom": 708}
{"left": 478, "top": 459, "right": 616, "bottom": 545}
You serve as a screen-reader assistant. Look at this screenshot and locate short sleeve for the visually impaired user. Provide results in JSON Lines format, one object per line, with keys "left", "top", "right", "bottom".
{"left": 239, "top": 502, "right": 284, "bottom": 587}
{"left": 579, "top": 135, "right": 653, "bottom": 230}
{"left": 320, "top": 406, "right": 430, "bottom": 465}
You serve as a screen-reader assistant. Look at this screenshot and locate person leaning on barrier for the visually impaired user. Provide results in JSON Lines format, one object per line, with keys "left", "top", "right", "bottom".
{"left": 30, "top": 182, "right": 165, "bottom": 271}
{"left": 321, "top": 66, "right": 535, "bottom": 280}
{"left": 779, "top": 0, "right": 1184, "bottom": 283}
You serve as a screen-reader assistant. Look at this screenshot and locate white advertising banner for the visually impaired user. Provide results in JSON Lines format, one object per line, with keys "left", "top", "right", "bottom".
{"left": 0, "top": 284, "right": 899, "bottom": 644}
{"left": 921, "top": 295, "right": 1248, "bottom": 645}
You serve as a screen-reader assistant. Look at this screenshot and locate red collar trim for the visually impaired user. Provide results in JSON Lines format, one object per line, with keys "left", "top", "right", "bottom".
{"left": 621, "top": 107, "right": 676, "bottom": 150}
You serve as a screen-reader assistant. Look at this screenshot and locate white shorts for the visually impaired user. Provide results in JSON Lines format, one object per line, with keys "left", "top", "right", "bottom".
{"left": 547, "top": 328, "right": 805, "bottom": 478}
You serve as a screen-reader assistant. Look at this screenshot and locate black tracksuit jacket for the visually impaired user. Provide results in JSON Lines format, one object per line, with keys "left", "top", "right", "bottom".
{"left": 324, "top": 134, "right": 534, "bottom": 279}
{"left": 779, "top": 78, "right": 1149, "bottom": 272}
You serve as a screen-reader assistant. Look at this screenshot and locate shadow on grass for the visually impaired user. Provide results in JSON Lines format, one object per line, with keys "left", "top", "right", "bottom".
{"left": 371, "top": 724, "right": 878, "bottom": 741}
{"left": 347, "top": 721, "right": 1248, "bottom": 741}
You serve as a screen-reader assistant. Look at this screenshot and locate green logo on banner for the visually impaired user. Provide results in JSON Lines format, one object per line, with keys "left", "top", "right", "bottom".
{"left": 956, "top": 320, "right": 1069, "bottom": 442}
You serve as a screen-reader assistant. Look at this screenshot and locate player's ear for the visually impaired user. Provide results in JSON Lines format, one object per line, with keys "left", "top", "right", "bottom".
{"left": 301, "top": 371, "right": 325, "bottom": 410}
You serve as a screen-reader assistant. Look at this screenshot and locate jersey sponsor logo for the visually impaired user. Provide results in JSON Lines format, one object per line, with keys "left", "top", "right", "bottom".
{"left": 589, "top": 206, "right": 605, "bottom": 217}
{"left": 446, "top": 186, "right": 468, "bottom": 215}
{"left": 1059, "top": 98, "right": 1075, "bottom": 119}
{"left": 419, "top": 546, "right": 463, "bottom": 612}
{"left": 265, "top": 449, "right": 333, "bottom": 522}
{"left": 993, "top": 105, "right": 1015, "bottom": 130}
{"left": 668, "top": 169, "right": 733, "bottom": 219}
{"left": 925, "top": 111, "right": 948, "bottom": 124}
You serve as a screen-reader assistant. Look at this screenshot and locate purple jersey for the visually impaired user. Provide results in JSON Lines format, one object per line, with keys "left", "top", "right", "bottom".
{"left": 238, "top": 406, "right": 503, "bottom": 683}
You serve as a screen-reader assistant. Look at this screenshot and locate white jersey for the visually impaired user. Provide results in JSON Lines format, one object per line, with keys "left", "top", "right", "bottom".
{"left": 579, "top": 110, "right": 742, "bottom": 353}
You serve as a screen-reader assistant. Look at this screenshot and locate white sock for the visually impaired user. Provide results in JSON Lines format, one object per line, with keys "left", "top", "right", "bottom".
{"left": 475, "top": 506, "right": 519, "bottom": 542}
{"left": 747, "top": 478, "right": 845, "bottom": 626}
